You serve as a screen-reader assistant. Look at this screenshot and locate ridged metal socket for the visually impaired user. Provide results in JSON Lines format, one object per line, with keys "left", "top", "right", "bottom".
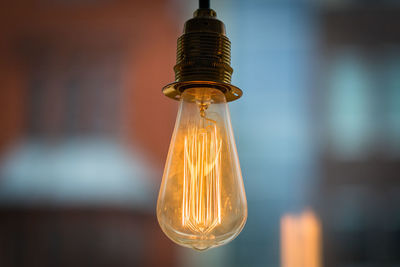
{"left": 162, "top": 8, "right": 242, "bottom": 102}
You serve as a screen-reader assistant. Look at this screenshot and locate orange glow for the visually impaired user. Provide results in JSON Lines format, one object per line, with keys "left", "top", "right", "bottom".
{"left": 182, "top": 122, "right": 222, "bottom": 233}
{"left": 157, "top": 88, "right": 247, "bottom": 250}
{"left": 281, "top": 209, "right": 322, "bottom": 267}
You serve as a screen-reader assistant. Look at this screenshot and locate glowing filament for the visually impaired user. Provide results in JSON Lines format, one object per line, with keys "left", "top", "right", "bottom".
{"left": 182, "top": 120, "right": 222, "bottom": 234}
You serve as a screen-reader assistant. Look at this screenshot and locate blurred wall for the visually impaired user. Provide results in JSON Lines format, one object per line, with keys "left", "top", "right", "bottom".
{"left": 0, "top": 0, "right": 182, "bottom": 266}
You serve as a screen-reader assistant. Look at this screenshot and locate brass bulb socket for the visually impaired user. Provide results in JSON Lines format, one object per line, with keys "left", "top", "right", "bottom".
{"left": 163, "top": 8, "right": 242, "bottom": 102}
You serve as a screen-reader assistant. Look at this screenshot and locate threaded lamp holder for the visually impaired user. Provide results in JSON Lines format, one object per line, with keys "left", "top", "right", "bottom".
{"left": 162, "top": 8, "right": 242, "bottom": 102}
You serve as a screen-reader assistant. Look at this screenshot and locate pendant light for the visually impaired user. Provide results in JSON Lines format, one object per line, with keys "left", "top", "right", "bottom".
{"left": 157, "top": 0, "right": 247, "bottom": 251}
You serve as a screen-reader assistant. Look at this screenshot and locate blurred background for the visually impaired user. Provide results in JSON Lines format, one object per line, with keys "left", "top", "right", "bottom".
{"left": 0, "top": 0, "right": 399, "bottom": 266}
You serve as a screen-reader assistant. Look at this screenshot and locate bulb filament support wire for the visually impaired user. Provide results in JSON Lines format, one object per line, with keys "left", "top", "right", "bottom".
{"left": 182, "top": 108, "right": 222, "bottom": 234}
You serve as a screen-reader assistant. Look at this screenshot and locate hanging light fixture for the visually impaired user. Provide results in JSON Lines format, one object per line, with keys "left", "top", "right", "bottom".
{"left": 157, "top": 0, "right": 247, "bottom": 251}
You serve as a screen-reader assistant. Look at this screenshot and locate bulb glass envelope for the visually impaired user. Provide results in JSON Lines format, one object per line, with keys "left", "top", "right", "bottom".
{"left": 157, "top": 88, "right": 247, "bottom": 250}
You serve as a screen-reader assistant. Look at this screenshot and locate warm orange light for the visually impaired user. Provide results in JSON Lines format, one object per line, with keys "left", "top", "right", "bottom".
{"left": 182, "top": 121, "right": 222, "bottom": 232}
{"left": 281, "top": 209, "right": 322, "bottom": 267}
{"left": 157, "top": 88, "right": 247, "bottom": 251}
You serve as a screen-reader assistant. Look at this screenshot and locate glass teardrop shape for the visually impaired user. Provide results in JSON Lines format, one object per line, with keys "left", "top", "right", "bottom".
{"left": 157, "top": 87, "right": 247, "bottom": 251}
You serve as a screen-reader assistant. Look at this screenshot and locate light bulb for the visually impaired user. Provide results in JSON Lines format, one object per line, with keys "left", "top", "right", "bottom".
{"left": 157, "top": 4, "right": 246, "bottom": 250}
{"left": 157, "top": 87, "right": 247, "bottom": 251}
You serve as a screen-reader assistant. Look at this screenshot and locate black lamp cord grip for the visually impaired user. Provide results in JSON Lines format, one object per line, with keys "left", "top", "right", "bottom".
{"left": 199, "top": 0, "right": 210, "bottom": 9}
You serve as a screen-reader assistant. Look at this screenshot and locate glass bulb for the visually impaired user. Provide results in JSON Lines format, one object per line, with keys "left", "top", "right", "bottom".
{"left": 157, "top": 87, "right": 247, "bottom": 251}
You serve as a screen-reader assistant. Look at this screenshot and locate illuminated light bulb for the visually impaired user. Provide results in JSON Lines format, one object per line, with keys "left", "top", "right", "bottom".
{"left": 157, "top": 87, "right": 247, "bottom": 250}
{"left": 157, "top": 1, "right": 247, "bottom": 250}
